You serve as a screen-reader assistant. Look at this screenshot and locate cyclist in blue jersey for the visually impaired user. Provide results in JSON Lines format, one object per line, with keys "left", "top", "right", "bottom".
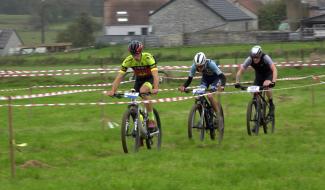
{"left": 179, "top": 52, "right": 226, "bottom": 113}
{"left": 235, "top": 45, "right": 277, "bottom": 115}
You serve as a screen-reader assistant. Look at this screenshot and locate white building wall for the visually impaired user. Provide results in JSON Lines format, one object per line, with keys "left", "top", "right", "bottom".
{"left": 1, "top": 33, "right": 22, "bottom": 56}
{"left": 105, "top": 25, "right": 150, "bottom": 35}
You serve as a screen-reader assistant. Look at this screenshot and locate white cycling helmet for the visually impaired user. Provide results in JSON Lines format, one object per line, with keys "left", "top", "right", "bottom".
{"left": 194, "top": 52, "right": 206, "bottom": 66}
{"left": 251, "top": 45, "right": 262, "bottom": 58}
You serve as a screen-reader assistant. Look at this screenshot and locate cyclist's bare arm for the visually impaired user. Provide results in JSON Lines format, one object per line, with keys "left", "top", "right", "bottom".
{"left": 151, "top": 69, "right": 159, "bottom": 94}
{"left": 236, "top": 66, "right": 245, "bottom": 83}
{"left": 107, "top": 72, "right": 124, "bottom": 96}
{"left": 271, "top": 63, "right": 277, "bottom": 83}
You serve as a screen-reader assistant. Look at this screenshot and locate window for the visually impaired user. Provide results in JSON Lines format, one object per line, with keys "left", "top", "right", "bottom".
{"left": 141, "top": 27, "right": 148, "bottom": 35}
{"left": 117, "top": 11, "right": 128, "bottom": 22}
{"left": 128, "top": 32, "right": 135, "bottom": 35}
{"left": 117, "top": 11, "right": 127, "bottom": 15}
{"left": 117, "top": 18, "right": 128, "bottom": 22}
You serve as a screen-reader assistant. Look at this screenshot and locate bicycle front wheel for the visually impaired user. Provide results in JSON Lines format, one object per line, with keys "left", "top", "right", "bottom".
{"left": 121, "top": 109, "right": 141, "bottom": 153}
{"left": 246, "top": 100, "right": 260, "bottom": 136}
{"left": 145, "top": 108, "right": 162, "bottom": 150}
{"left": 188, "top": 104, "right": 205, "bottom": 141}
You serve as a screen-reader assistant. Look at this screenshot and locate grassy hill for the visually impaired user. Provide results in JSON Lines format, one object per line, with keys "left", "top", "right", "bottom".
{"left": 0, "top": 14, "right": 103, "bottom": 45}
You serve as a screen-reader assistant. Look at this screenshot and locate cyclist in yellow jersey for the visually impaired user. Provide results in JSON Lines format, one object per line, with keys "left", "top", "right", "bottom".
{"left": 107, "top": 40, "right": 159, "bottom": 131}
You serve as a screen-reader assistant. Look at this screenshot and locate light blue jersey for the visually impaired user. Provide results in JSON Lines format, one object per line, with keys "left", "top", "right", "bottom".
{"left": 189, "top": 59, "right": 223, "bottom": 77}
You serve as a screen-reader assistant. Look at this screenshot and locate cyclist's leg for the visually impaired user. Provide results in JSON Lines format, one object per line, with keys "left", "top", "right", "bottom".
{"left": 207, "top": 76, "right": 220, "bottom": 113}
{"left": 139, "top": 78, "right": 156, "bottom": 129}
{"left": 139, "top": 81, "right": 153, "bottom": 113}
{"left": 262, "top": 74, "right": 275, "bottom": 114}
{"left": 262, "top": 74, "right": 273, "bottom": 99}
{"left": 134, "top": 78, "right": 153, "bottom": 117}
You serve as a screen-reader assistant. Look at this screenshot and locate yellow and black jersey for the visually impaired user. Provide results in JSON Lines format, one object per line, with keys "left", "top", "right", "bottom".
{"left": 119, "top": 52, "right": 157, "bottom": 78}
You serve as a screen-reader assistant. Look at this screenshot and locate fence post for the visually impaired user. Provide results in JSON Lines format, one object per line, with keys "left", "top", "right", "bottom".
{"left": 100, "top": 62, "right": 106, "bottom": 130}
{"left": 311, "top": 86, "right": 315, "bottom": 107}
{"left": 7, "top": 97, "right": 16, "bottom": 178}
{"left": 29, "top": 87, "right": 33, "bottom": 117}
{"left": 234, "top": 52, "right": 238, "bottom": 65}
{"left": 300, "top": 49, "right": 304, "bottom": 63}
{"left": 311, "top": 76, "right": 321, "bottom": 107}
{"left": 285, "top": 51, "right": 289, "bottom": 63}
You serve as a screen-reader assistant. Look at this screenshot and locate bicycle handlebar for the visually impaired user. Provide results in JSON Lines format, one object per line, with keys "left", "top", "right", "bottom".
{"left": 236, "top": 84, "right": 273, "bottom": 91}
{"left": 111, "top": 92, "right": 151, "bottom": 99}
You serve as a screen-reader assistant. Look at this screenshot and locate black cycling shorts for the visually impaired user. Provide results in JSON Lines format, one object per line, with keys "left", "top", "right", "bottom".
{"left": 254, "top": 73, "right": 273, "bottom": 86}
{"left": 134, "top": 76, "right": 154, "bottom": 92}
{"left": 200, "top": 74, "right": 221, "bottom": 90}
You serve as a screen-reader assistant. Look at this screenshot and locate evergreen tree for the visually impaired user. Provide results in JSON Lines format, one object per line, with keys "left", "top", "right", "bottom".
{"left": 258, "top": 0, "right": 287, "bottom": 30}
{"left": 56, "top": 13, "right": 97, "bottom": 47}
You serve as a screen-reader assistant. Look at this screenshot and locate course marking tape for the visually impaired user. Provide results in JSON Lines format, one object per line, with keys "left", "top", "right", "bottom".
{"left": 0, "top": 89, "right": 103, "bottom": 101}
{"left": 1, "top": 82, "right": 324, "bottom": 107}
{"left": 1, "top": 61, "right": 325, "bottom": 76}
{"left": 0, "top": 70, "right": 121, "bottom": 78}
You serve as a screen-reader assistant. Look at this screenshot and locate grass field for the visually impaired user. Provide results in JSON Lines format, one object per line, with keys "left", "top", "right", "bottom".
{"left": 0, "top": 56, "right": 324, "bottom": 190}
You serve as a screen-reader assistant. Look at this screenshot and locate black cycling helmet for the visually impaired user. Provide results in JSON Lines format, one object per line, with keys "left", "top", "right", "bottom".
{"left": 128, "top": 40, "right": 143, "bottom": 55}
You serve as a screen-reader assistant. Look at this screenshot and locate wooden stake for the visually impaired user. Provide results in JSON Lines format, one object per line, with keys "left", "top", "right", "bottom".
{"left": 8, "top": 97, "right": 16, "bottom": 178}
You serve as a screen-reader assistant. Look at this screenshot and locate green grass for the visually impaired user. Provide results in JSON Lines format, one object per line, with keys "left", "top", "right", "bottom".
{"left": 0, "top": 64, "right": 324, "bottom": 189}
{"left": 0, "top": 35, "right": 324, "bottom": 189}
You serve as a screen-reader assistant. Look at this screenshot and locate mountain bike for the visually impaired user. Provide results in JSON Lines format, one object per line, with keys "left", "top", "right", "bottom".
{"left": 186, "top": 88, "right": 224, "bottom": 143}
{"left": 237, "top": 85, "right": 275, "bottom": 136}
{"left": 113, "top": 91, "right": 162, "bottom": 153}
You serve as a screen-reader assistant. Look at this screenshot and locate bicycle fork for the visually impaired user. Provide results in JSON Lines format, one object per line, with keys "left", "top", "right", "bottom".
{"left": 199, "top": 106, "right": 205, "bottom": 129}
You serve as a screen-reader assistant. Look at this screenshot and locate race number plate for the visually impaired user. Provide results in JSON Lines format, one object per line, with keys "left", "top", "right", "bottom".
{"left": 124, "top": 92, "right": 139, "bottom": 99}
{"left": 247, "top": 86, "right": 260, "bottom": 93}
{"left": 193, "top": 88, "right": 206, "bottom": 95}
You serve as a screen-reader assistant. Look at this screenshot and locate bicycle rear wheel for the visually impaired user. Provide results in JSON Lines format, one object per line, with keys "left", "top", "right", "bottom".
{"left": 188, "top": 104, "right": 205, "bottom": 141}
{"left": 261, "top": 102, "right": 268, "bottom": 134}
{"left": 145, "top": 108, "right": 162, "bottom": 150}
{"left": 246, "top": 100, "right": 260, "bottom": 136}
{"left": 212, "top": 104, "right": 224, "bottom": 143}
{"left": 121, "top": 109, "right": 141, "bottom": 153}
{"left": 265, "top": 112, "right": 275, "bottom": 134}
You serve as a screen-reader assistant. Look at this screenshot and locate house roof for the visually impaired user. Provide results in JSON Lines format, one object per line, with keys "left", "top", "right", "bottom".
{"left": 198, "top": 0, "right": 253, "bottom": 21}
{"left": 301, "top": 13, "right": 325, "bottom": 24}
{"left": 307, "top": 0, "right": 325, "bottom": 8}
{"left": 0, "top": 29, "right": 14, "bottom": 49}
{"left": 232, "top": 0, "right": 263, "bottom": 14}
{"left": 104, "top": 0, "right": 169, "bottom": 26}
{"left": 151, "top": 0, "right": 252, "bottom": 21}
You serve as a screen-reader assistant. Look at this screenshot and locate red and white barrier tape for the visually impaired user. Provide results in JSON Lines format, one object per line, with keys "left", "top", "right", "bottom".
{"left": 0, "top": 87, "right": 30, "bottom": 92}
{"left": 1, "top": 74, "right": 323, "bottom": 95}
{"left": 0, "top": 80, "right": 134, "bottom": 92}
{"left": 0, "top": 89, "right": 103, "bottom": 101}
{"left": 0, "top": 70, "right": 122, "bottom": 78}
{"left": 0, "top": 82, "right": 324, "bottom": 107}
{"left": 1, "top": 60, "right": 325, "bottom": 76}
{"left": 0, "top": 67, "right": 119, "bottom": 74}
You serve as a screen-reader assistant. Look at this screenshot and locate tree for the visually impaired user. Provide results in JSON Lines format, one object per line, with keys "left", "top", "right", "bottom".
{"left": 0, "top": 0, "right": 103, "bottom": 19}
{"left": 258, "top": 0, "right": 287, "bottom": 30}
{"left": 56, "top": 13, "right": 99, "bottom": 47}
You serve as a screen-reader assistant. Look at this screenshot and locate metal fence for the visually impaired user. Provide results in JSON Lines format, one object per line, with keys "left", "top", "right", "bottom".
{"left": 96, "top": 29, "right": 325, "bottom": 47}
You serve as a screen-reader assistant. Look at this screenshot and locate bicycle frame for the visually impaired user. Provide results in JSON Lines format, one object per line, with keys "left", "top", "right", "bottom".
{"left": 193, "top": 89, "right": 214, "bottom": 129}
{"left": 123, "top": 92, "right": 148, "bottom": 138}
{"left": 240, "top": 85, "right": 275, "bottom": 135}
{"left": 187, "top": 87, "right": 225, "bottom": 142}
